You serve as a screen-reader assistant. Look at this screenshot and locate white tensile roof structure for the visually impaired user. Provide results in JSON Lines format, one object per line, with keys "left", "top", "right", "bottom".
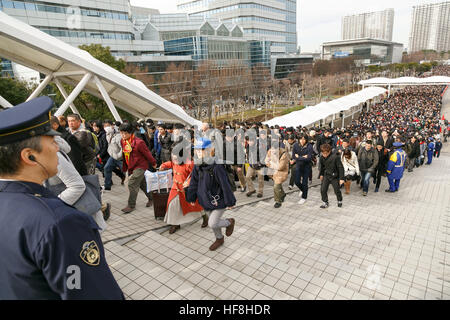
{"left": 264, "top": 87, "right": 387, "bottom": 128}
{"left": 0, "top": 12, "right": 201, "bottom": 126}
{"left": 359, "top": 76, "right": 450, "bottom": 87}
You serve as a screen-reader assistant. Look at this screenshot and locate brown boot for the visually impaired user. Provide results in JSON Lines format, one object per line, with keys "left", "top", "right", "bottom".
{"left": 209, "top": 238, "right": 224, "bottom": 251}
{"left": 169, "top": 225, "right": 180, "bottom": 234}
{"left": 344, "top": 181, "right": 351, "bottom": 194}
{"left": 121, "top": 206, "right": 135, "bottom": 214}
{"left": 225, "top": 218, "right": 235, "bottom": 237}
{"left": 201, "top": 214, "right": 208, "bottom": 228}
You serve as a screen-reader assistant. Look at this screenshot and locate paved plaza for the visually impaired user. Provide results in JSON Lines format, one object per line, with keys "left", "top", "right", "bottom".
{"left": 100, "top": 91, "right": 450, "bottom": 300}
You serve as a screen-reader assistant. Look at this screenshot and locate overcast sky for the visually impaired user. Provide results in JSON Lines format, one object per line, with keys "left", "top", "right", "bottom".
{"left": 130, "top": 0, "right": 443, "bottom": 52}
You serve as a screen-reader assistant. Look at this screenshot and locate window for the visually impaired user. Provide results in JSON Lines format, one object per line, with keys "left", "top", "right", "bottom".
{"left": 13, "top": 1, "right": 25, "bottom": 10}
{"left": 25, "top": 2, "right": 36, "bottom": 10}
{"left": 2, "top": 0, "right": 15, "bottom": 9}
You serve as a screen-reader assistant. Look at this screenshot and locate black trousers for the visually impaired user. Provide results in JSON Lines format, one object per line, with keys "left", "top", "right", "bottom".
{"left": 321, "top": 177, "right": 342, "bottom": 203}
{"left": 374, "top": 167, "right": 384, "bottom": 189}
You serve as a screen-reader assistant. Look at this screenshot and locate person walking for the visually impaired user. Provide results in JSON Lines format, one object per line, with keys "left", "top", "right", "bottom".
{"left": 119, "top": 123, "right": 157, "bottom": 214}
{"left": 373, "top": 142, "right": 388, "bottom": 192}
{"left": 160, "top": 144, "right": 207, "bottom": 234}
{"left": 357, "top": 140, "right": 379, "bottom": 196}
{"left": 406, "top": 136, "right": 420, "bottom": 172}
{"left": 319, "top": 144, "right": 344, "bottom": 209}
{"left": 341, "top": 149, "right": 360, "bottom": 195}
{"left": 434, "top": 138, "right": 442, "bottom": 158}
{"left": 284, "top": 134, "right": 296, "bottom": 190}
{"left": 265, "top": 141, "right": 289, "bottom": 208}
{"left": 67, "top": 114, "right": 97, "bottom": 175}
{"left": 103, "top": 120, "right": 126, "bottom": 190}
{"left": 186, "top": 138, "right": 237, "bottom": 251}
{"left": 291, "top": 134, "right": 314, "bottom": 205}
{"left": 426, "top": 138, "right": 435, "bottom": 165}
{"left": 385, "top": 142, "right": 407, "bottom": 193}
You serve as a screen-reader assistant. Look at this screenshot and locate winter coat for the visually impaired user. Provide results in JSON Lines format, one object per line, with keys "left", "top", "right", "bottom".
{"left": 159, "top": 132, "right": 173, "bottom": 163}
{"left": 341, "top": 151, "right": 360, "bottom": 177}
{"left": 106, "top": 128, "right": 123, "bottom": 161}
{"left": 70, "top": 128, "right": 96, "bottom": 162}
{"left": 160, "top": 161, "right": 203, "bottom": 216}
{"left": 56, "top": 126, "right": 87, "bottom": 176}
{"left": 186, "top": 164, "right": 236, "bottom": 211}
{"left": 96, "top": 130, "right": 109, "bottom": 162}
{"left": 319, "top": 153, "right": 344, "bottom": 180}
{"left": 358, "top": 147, "right": 379, "bottom": 173}
{"left": 121, "top": 135, "right": 156, "bottom": 174}
{"left": 406, "top": 140, "right": 420, "bottom": 159}
{"left": 292, "top": 142, "right": 314, "bottom": 167}
{"left": 265, "top": 148, "right": 289, "bottom": 184}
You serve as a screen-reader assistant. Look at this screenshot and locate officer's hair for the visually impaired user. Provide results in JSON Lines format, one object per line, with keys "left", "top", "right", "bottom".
{"left": 0, "top": 137, "right": 42, "bottom": 175}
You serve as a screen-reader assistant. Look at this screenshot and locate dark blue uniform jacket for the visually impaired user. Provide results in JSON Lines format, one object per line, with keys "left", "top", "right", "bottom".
{"left": 0, "top": 181, "right": 124, "bottom": 300}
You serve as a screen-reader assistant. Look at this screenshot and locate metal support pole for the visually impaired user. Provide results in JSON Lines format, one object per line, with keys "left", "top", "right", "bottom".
{"left": 54, "top": 73, "right": 92, "bottom": 117}
{"left": 27, "top": 73, "right": 53, "bottom": 101}
{"left": 0, "top": 94, "right": 14, "bottom": 108}
{"left": 53, "top": 78, "right": 80, "bottom": 114}
{"left": 93, "top": 76, "right": 122, "bottom": 122}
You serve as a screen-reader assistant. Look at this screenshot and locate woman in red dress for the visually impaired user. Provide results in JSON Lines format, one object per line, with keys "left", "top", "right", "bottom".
{"left": 159, "top": 147, "right": 207, "bottom": 234}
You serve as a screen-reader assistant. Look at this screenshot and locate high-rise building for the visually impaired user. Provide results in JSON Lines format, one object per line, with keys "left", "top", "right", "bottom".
{"left": 342, "top": 9, "right": 394, "bottom": 41}
{"left": 176, "top": 0, "right": 297, "bottom": 55}
{"left": 409, "top": 1, "right": 450, "bottom": 53}
{"left": 0, "top": 0, "right": 163, "bottom": 57}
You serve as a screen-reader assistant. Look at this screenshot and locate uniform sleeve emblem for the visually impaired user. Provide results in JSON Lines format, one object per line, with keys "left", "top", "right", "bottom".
{"left": 80, "top": 241, "right": 100, "bottom": 266}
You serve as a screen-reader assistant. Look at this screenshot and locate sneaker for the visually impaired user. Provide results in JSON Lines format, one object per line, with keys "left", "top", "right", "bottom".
{"left": 320, "top": 202, "right": 329, "bottom": 209}
{"left": 337, "top": 201, "right": 342, "bottom": 208}
{"left": 274, "top": 202, "right": 282, "bottom": 208}
{"left": 298, "top": 190, "right": 303, "bottom": 198}
{"left": 298, "top": 198, "right": 306, "bottom": 205}
{"left": 385, "top": 189, "right": 394, "bottom": 193}
{"left": 257, "top": 193, "right": 263, "bottom": 198}
{"left": 363, "top": 191, "right": 367, "bottom": 196}
{"left": 240, "top": 186, "right": 246, "bottom": 193}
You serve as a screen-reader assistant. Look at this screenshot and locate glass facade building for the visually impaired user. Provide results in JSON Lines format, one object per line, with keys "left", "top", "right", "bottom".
{"left": 176, "top": 0, "right": 297, "bottom": 54}
{"left": 322, "top": 39, "right": 403, "bottom": 66}
{"left": 0, "top": 0, "right": 163, "bottom": 57}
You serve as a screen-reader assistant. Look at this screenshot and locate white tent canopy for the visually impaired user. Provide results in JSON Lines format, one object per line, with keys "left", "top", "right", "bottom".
{"left": 264, "top": 87, "right": 386, "bottom": 128}
{"left": 359, "top": 76, "right": 450, "bottom": 86}
{"left": 0, "top": 12, "right": 201, "bottom": 126}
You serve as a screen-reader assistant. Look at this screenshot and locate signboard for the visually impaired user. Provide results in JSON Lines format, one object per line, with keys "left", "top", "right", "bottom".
{"left": 333, "top": 51, "right": 350, "bottom": 58}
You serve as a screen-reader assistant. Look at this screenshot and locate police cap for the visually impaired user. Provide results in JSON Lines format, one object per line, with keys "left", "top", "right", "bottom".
{"left": 0, "top": 96, "right": 60, "bottom": 146}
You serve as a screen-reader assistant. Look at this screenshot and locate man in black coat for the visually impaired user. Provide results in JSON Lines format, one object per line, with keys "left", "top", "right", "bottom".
{"left": 50, "top": 116, "right": 87, "bottom": 176}
{"left": 319, "top": 143, "right": 344, "bottom": 209}
{"left": 406, "top": 136, "right": 420, "bottom": 172}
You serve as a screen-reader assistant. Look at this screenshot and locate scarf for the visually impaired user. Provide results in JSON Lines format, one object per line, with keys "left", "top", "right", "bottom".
{"left": 123, "top": 134, "right": 134, "bottom": 166}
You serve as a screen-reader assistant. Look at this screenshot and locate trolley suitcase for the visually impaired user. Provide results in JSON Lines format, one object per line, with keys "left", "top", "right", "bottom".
{"left": 152, "top": 189, "right": 170, "bottom": 219}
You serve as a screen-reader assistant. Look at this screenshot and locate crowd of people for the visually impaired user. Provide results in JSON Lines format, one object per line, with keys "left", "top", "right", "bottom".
{"left": 40, "top": 82, "right": 448, "bottom": 252}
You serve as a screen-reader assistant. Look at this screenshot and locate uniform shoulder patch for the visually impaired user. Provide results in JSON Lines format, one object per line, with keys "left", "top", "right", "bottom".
{"left": 80, "top": 241, "right": 100, "bottom": 266}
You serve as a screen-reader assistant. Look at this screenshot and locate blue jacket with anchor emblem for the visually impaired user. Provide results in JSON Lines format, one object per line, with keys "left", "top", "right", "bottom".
{"left": 0, "top": 181, "right": 124, "bottom": 300}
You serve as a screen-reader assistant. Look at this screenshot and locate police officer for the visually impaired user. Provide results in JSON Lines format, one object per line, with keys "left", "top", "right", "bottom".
{"left": 385, "top": 142, "right": 407, "bottom": 193}
{"left": 0, "top": 96, "right": 124, "bottom": 299}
